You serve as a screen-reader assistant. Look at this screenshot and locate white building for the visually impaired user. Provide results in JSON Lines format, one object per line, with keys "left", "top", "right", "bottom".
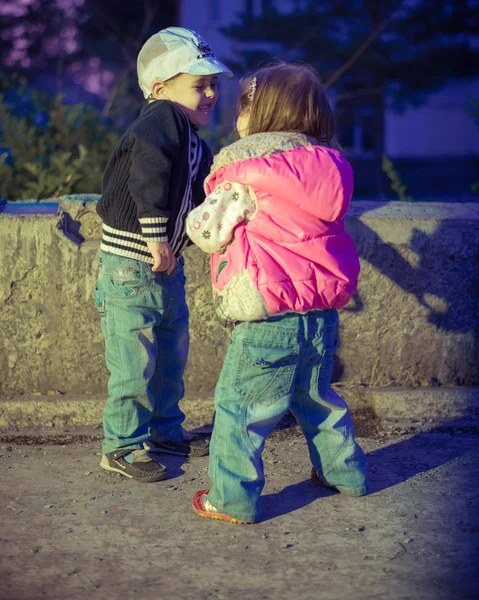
{"left": 385, "top": 79, "right": 479, "bottom": 158}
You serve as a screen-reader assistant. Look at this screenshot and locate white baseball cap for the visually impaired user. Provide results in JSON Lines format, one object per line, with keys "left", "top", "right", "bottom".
{"left": 137, "top": 27, "right": 234, "bottom": 99}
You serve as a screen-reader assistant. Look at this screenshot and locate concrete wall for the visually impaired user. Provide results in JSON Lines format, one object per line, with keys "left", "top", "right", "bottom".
{"left": 0, "top": 197, "right": 478, "bottom": 396}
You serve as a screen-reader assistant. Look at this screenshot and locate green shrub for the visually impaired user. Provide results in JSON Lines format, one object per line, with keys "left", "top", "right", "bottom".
{"left": 199, "top": 118, "right": 235, "bottom": 156}
{"left": 0, "top": 84, "right": 118, "bottom": 201}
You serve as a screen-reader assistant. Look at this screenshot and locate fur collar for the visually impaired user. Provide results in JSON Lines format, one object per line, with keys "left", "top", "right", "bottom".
{"left": 209, "top": 131, "right": 317, "bottom": 176}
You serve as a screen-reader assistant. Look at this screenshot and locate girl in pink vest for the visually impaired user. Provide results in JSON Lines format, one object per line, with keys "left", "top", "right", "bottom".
{"left": 187, "top": 63, "right": 368, "bottom": 523}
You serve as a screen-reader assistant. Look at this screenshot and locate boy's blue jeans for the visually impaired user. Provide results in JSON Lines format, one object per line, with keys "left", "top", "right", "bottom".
{"left": 208, "top": 310, "right": 368, "bottom": 522}
{"left": 95, "top": 251, "right": 188, "bottom": 455}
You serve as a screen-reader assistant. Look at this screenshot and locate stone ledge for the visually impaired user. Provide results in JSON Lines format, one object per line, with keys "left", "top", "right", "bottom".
{"left": 347, "top": 201, "right": 479, "bottom": 221}
{"left": 1, "top": 198, "right": 478, "bottom": 395}
{"left": 3, "top": 197, "right": 479, "bottom": 220}
{"left": 0, "top": 393, "right": 215, "bottom": 431}
{"left": 1, "top": 387, "right": 477, "bottom": 435}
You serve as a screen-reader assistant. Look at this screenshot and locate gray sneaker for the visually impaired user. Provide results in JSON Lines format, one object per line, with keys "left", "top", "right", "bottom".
{"left": 100, "top": 447, "right": 168, "bottom": 482}
{"left": 145, "top": 436, "right": 209, "bottom": 457}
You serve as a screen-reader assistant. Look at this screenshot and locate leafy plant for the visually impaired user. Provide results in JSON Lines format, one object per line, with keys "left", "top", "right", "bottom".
{"left": 200, "top": 121, "right": 236, "bottom": 156}
{"left": 22, "top": 145, "right": 89, "bottom": 198}
{"left": 0, "top": 82, "right": 118, "bottom": 200}
{"left": 382, "top": 155, "right": 413, "bottom": 202}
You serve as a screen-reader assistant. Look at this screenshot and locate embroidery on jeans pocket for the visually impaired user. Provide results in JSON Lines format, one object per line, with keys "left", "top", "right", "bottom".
{"left": 114, "top": 265, "right": 139, "bottom": 282}
{"left": 110, "top": 263, "right": 149, "bottom": 297}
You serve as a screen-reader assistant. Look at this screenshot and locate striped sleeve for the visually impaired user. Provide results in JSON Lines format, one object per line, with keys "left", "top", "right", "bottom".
{"left": 138, "top": 216, "right": 169, "bottom": 242}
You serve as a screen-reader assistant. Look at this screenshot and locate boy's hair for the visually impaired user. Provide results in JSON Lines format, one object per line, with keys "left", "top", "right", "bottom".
{"left": 237, "top": 63, "right": 336, "bottom": 146}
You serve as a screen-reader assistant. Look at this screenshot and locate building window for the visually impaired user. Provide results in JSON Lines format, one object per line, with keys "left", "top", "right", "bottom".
{"left": 338, "top": 108, "right": 376, "bottom": 155}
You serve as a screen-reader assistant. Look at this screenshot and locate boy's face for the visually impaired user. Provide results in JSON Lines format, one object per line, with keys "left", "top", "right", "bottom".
{"left": 156, "top": 73, "right": 219, "bottom": 127}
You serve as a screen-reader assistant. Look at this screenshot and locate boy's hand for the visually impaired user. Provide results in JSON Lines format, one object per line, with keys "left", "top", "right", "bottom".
{"left": 146, "top": 241, "right": 176, "bottom": 274}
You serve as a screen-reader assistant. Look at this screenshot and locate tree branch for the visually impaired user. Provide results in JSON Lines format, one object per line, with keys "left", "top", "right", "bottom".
{"left": 324, "top": 5, "right": 404, "bottom": 89}
{"left": 101, "top": 0, "right": 160, "bottom": 116}
{"left": 334, "top": 87, "right": 383, "bottom": 102}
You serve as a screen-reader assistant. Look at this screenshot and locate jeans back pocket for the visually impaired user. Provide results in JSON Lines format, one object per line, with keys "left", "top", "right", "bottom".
{"left": 107, "top": 259, "right": 151, "bottom": 299}
{"left": 234, "top": 341, "right": 299, "bottom": 406}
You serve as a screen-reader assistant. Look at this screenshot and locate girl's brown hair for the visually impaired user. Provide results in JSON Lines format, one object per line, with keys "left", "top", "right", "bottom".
{"left": 237, "top": 63, "right": 336, "bottom": 146}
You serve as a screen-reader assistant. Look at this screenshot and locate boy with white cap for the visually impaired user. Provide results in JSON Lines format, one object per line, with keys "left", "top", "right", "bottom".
{"left": 95, "top": 27, "right": 233, "bottom": 482}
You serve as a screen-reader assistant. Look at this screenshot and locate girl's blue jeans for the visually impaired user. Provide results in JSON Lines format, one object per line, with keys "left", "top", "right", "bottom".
{"left": 95, "top": 251, "right": 188, "bottom": 455}
{"left": 208, "top": 310, "right": 368, "bottom": 522}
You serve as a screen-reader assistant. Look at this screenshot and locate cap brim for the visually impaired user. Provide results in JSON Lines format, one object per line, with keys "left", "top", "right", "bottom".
{"left": 184, "top": 57, "right": 234, "bottom": 78}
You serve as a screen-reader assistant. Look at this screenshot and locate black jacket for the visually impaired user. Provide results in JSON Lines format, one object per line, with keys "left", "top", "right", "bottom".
{"left": 97, "top": 100, "right": 212, "bottom": 262}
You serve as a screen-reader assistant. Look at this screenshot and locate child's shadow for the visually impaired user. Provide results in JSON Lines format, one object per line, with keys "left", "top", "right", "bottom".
{"left": 261, "top": 419, "right": 473, "bottom": 522}
{"left": 261, "top": 479, "right": 336, "bottom": 521}
{"left": 155, "top": 426, "right": 213, "bottom": 481}
{"left": 153, "top": 454, "right": 189, "bottom": 480}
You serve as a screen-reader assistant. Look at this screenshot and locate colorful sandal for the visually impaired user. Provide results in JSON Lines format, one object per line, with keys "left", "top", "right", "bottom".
{"left": 192, "top": 490, "right": 250, "bottom": 524}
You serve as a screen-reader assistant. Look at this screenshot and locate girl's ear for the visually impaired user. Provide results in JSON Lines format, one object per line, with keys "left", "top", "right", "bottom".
{"left": 151, "top": 81, "right": 168, "bottom": 100}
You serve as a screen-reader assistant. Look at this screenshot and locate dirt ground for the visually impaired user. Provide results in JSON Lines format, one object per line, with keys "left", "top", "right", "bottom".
{"left": 1, "top": 424, "right": 478, "bottom": 600}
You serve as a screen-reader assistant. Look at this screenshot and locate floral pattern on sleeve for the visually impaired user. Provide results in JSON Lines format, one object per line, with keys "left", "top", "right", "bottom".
{"left": 186, "top": 181, "right": 256, "bottom": 253}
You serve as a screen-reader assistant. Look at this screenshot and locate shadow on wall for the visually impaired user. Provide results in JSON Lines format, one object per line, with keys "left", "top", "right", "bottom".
{"left": 330, "top": 202, "right": 479, "bottom": 383}
{"left": 346, "top": 207, "right": 478, "bottom": 334}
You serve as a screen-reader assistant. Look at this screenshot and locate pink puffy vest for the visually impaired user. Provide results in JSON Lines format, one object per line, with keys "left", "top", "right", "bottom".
{"left": 205, "top": 144, "right": 360, "bottom": 317}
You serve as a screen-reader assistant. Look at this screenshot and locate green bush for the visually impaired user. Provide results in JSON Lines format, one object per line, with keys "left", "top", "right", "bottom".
{"left": 0, "top": 77, "right": 239, "bottom": 201}
{"left": 199, "top": 117, "right": 235, "bottom": 156}
{"left": 0, "top": 84, "right": 118, "bottom": 201}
